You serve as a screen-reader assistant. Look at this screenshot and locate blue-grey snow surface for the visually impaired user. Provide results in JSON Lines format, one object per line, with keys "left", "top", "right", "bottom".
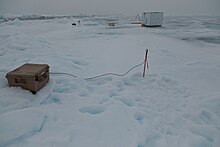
{"left": 0, "top": 15, "right": 220, "bottom": 147}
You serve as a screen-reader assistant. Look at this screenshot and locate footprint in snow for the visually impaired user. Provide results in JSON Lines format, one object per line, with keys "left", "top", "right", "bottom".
{"left": 160, "top": 49, "right": 176, "bottom": 57}
{"left": 72, "top": 58, "right": 88, "bottom": 66}
{"left": 118, "top": 97, "right": 136, "bottom": 107}
{"left": 79, "top": 106, "right": 105, "bottom": 115}
{"left": 185, "top": 60, "right": 202, "bottom": 66}
{"left": 189, "top": 126, "right": 214, "bottom": 146}
{"left": 40, "top": 94, "right": 61, "bottom": 105}
{"left": 199, "top": 110, "right": 216, "bottom": 125}
{"left": 134, "top": 111, "right": 145, "bottom": 125}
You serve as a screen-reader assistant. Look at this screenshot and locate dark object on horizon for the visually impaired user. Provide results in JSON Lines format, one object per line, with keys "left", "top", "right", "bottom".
{"left": 72, "top": 23, "right": 76, "bottom": 26}
{"left": 108, "top": 18, "right": 118, "bottom": 27}
{"left": 108, "top": 22, "right": 116, "bottom": 26}
{"left": 5, "top": 63, "right": 50, "bottom": 94}
{"left": 77, "top": 20, "right": 81, "bottom": 25}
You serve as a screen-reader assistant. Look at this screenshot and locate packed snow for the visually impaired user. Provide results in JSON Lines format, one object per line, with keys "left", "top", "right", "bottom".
{"left": 0, "top": 15, "right": 220, "bottom": 147}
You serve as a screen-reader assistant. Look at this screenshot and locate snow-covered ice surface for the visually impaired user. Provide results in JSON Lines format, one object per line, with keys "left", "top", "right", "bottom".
{"left": 0, "top": 15, "right": 220, "bottom": 147}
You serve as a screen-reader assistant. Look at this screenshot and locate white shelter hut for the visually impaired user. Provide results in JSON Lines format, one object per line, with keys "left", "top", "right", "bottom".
{"left": 142, "top": 12, "right": 163, "bottom": 27}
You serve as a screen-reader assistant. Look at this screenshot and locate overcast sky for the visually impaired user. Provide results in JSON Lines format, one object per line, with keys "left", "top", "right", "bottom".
{"left": 0, "top": 0, "right": 219, "bottom": 16}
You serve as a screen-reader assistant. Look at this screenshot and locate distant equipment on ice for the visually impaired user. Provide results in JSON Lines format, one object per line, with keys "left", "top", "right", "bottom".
{"left": 131, "top": 14, "right": 142, "bottom": 24}
{"left": 141, "top": 12, "right": 163, "bottom": 27}
{"left": 107, "top": 18, "right": 118, "bottom": 27}
{"left": 72, "top": 20, "right": 81, "bottom": 26}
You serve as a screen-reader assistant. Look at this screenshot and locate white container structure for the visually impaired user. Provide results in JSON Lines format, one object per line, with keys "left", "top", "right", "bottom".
{"left": 142, "top": 12, "right": 163, "bottom": 27}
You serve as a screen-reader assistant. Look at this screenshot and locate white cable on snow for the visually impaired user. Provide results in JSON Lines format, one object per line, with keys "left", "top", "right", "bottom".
{"left": 50, "top": 61, "right": 144, "bottom": 80}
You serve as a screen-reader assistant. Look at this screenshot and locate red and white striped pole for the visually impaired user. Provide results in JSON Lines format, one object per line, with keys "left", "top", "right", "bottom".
{"left": 143, "top": 49, "right": 149, "bottom": 77}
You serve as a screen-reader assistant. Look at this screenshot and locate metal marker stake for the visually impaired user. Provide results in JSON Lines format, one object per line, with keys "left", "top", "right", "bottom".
{"left": 143, "top": 49, "right": 148, "bottom": 77}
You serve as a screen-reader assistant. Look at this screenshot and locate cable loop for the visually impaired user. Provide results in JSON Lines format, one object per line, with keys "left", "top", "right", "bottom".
{"left": 50, "top": 61, "right": 144, "bottom": 80}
